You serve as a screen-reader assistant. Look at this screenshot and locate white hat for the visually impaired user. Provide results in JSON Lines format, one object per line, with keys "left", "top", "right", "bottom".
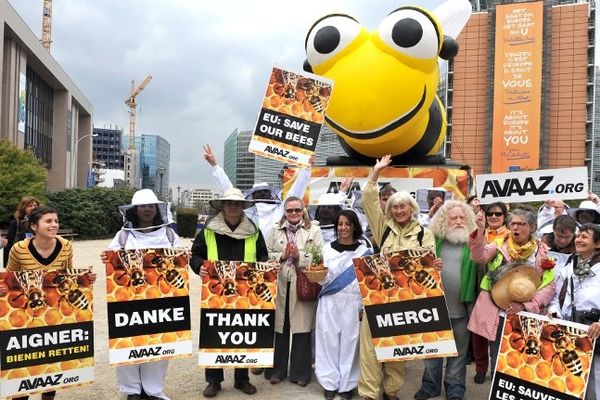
{"left": 243, "top": 182, "right": 281, "bottom": 202}
{"left": 539, "top": 220, "right": 554, "bottom": 235}
{"left": 568, "top": 200, "right": 600, "bottom": 221}
{"left": 130, "top": 189, "right": 163, "bottom": 205}
{"left": 210, "top": 188, "right": 254, "bottom": 210}
{"left": 317, "top": 192, "right": 346, "bottom": 206}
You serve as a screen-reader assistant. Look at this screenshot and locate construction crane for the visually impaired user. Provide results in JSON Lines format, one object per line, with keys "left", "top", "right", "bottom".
{"left": 41, "top": 0, "right": 52, "bottom": 50}
{"left": 124, "top": 75, "right": 152, "bottom": 188}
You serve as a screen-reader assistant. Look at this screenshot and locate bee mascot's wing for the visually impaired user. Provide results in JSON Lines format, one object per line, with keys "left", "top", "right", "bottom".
{"left": 434, "top": 0, "right": 472, "bottom": 39}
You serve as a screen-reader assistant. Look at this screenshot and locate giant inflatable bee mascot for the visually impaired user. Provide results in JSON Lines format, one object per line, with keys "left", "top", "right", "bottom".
{"left": 303, "top": 0, "right": 472, "bottom": 165}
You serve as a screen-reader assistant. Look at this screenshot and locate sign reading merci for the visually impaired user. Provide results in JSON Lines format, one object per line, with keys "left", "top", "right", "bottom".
{"left": 475, "top": 167, "right": 588, "bottom": 204}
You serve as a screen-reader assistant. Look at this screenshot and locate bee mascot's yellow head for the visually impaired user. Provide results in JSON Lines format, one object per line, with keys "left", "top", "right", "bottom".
{"left": 303, "top": 0, "right": 471, "bottom": 164}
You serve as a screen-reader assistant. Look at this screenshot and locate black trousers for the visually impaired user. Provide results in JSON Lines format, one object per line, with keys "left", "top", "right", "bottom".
{"left": 205, "top": 368, "right": 249, "bottom": 385}
{"left": 269, "top": 282, "right": 312, "bottom": 382}
{"left": 14, "top": 392, "right": 55, "bottom": 400}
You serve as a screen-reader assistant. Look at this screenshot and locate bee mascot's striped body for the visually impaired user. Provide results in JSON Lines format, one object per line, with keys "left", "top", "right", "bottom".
{"left": 303, "top": 0, "right": 472, "bottom": 164}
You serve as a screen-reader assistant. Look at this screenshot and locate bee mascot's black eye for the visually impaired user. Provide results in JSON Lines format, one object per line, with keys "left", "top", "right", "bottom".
{"left": 392, "top": 18, "right": 423, "bottom": 48}
{"left": 314, "top": 26, "right": 341, "bottom": 54}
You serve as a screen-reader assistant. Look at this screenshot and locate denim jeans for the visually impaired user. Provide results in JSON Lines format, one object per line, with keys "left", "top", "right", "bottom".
{"left": 419, "top": 316, "right": 469, "bottom": 399}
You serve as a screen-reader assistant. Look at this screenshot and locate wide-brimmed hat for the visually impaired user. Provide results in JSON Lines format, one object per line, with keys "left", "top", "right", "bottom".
{"left": 130, "top": 189, "right": 163, "bottom": 205}
{"left": 210, "top": 188, "right": 254, "bottom": 210}
{"left": 490, "top": 264, "right": 541, "bottom": 310}
{"left": 568, "top": 201, "right": 600, "bottom": 221}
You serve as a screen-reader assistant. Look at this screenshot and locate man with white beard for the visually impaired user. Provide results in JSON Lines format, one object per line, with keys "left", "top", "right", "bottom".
{"left": 413, "top": 200, "right": 479, "bottom": 400}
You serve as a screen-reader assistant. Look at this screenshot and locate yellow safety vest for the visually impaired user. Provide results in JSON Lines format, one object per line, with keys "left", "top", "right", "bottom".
{"left": 204, "top": 229, "right": 258, "bottom": 262}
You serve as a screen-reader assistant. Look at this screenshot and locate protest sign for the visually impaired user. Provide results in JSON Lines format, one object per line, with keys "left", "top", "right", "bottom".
{"left": 491, "top": 312, "right": 595, "bottom": 400}
{"left": 199, "top": 261, "right": 277, "bottom": 368}
{"left": 248, "top": 66, "right": 333, "bottom": 167}
{"left": 475, "top": 167, "right": 588, "bottom": 204}
{"left": 354, "top": 250, "right": 457, "bottom": 362}
{"left": 282, "top": 166, "right": 470, "bottom": 205}
{"left": 0, "top": 268, "right": 94, "bottom": 397}
{"left": 105, "top": 248, "right": 192, "bottom": 365}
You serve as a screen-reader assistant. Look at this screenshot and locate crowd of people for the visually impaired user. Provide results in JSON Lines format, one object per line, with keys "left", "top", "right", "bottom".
{"left": 3, "top": 149, "right": 600, "bottom": 400}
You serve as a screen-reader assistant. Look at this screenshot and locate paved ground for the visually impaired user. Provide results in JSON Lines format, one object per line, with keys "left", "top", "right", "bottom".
{"left": 1, "top": 240, "right": 493, "bottom": 400}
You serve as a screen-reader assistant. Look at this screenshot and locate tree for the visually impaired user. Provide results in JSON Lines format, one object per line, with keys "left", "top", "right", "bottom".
{"left": 0, "top": 140, "right": 47, "bottom": 223}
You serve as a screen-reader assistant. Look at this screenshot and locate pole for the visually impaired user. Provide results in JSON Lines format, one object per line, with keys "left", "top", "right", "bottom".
{"left": 158, "top": 167, "right": 166, "bottom": 200}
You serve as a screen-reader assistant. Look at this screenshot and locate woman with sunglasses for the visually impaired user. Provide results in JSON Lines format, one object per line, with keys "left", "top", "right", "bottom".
{"left": 265, "top": 196, "right": 324, "bottom": 387}
{"left": 467, "top": 208, "right": 555, "bottom": 372}
{"left": 551, "top": 224, "right": 600, "bottom": 400}
{"left": 483, "top": 202, "right": 509, "bottom": 244}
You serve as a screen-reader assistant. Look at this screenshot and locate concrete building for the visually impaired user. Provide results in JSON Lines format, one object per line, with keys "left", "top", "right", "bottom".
{"left": 224, "top": 129, "right": 255, "bottom": 191}
{"left": 123, "top": 134, "right": 170, "bottom": 197}
{"left": 188, "top": 188, "right": 220, "bottom": 209}
{"left": 447, "top": 0, "right": 595, "bottom": 183}
{"left": 0, "top": 0, "right": 93, "bottom": 190}
{"left": 93, "top": 126, "right": 124, "bottom": 170}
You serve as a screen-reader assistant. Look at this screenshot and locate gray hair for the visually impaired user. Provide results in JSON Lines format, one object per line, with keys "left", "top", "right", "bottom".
{"left": 507, "top": 208, "right": 537, "bottom": 231}
{"left": 385, "top": 191, "right": 420, "bottom": 221}
{"left": 429, "top": 200, "right": 477, "bottom": 238}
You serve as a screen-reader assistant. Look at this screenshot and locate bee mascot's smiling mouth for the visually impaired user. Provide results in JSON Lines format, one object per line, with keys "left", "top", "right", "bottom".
{"left": 325, "top": 86, "right": 427, "bottom": 140}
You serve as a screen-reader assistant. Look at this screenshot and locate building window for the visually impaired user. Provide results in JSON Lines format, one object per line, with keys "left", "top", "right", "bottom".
{"left": 25, "top": 66, "right": 54, "bottom": 167}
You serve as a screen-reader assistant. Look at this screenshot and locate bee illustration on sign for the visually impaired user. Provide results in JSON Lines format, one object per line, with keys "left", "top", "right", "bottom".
{"left": 51, "top": 267, "right": 90, "bottom": 310}
{"left": 362, "top": 254, "right": 396, "bottom": 291}
{"left": 394, "top": 250, "right": 437, "bottom": 294}
{"left": 240, "top": 262, "right": 278, "bottom": 303}
{"left": 541, "top": 323, "right": 593, "bottom": 377}
{"left": 115, "top": 249, "right": 146, "bottom": 287}
{"left": 12, "top": 270, "right": 45, "bottom": 310}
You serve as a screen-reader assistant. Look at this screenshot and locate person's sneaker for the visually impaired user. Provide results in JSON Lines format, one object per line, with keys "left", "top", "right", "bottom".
{"left": 127, "top": 396, "right": 142, "bottom": 400}
{"left": 413, "top": 390, "right": 435, "bottom": 400}
{"left": 234, "top": 382, "right": 257, "bottom": 395}
{"left": 203, "top": 383, "right": 222, "bottom": 398}
{"left": 324, "top": 389, "right": 336, "bottom": 400}
{"left": 251, "top": 368, "right": 264, "bottom": 375}
{"left": 339, "top": 389, "right": 354, "bottom": 399}
{"left": 474, "top": 371, "right": 486, "bottom": 384}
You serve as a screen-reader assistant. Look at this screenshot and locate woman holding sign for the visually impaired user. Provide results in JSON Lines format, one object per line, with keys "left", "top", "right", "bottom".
{"left": 105, "top": 189, "right": 181, "bottom": 400}
{"left": 359, "top": 155, "right": 436, "bottom": 400}
{"left": 3, "top": 206, "right": 96, "bottom": 400}
{"left": 468, "top": 208, "right": 555, "bottom": 373}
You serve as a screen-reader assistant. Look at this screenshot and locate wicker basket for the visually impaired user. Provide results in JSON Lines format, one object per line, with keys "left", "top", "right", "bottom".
{"left": 303, "top": 263, "right": 328, "bottom": 283}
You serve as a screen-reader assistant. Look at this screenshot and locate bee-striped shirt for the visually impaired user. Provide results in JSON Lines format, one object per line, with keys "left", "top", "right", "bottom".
{"left": 7, "top": 237, "right": 73, "bottom": 271}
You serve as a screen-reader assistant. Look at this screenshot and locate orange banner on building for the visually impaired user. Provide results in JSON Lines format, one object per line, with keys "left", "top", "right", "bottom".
{"left": 491, "top": 2, "right": 544, "bottom": 172}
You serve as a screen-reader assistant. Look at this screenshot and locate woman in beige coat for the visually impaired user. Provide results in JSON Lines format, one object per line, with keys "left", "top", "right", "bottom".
{"left": 265, "top": 196, "right": 324, "bottom": 387}
{"left": 359, "top": 155, "right": 436, "bottom": 400}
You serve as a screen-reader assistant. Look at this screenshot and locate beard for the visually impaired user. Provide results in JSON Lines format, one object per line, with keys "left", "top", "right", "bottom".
{"left": 444, "top": 226, "right": 470, "bottom": 244}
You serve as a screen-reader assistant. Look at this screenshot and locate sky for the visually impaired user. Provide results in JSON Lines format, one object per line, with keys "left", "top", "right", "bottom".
{"left": 10, "top": 0, "right": 444, "bottom": 190}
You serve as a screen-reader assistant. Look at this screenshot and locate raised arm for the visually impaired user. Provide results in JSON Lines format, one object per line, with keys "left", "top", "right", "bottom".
{"left": 203, "top": 144, "right": 233, "bottom": 193}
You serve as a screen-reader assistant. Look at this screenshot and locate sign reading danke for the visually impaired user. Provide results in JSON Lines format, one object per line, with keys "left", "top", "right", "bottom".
{"left": 476, "top": 167, "right": 588, "bottom": 204}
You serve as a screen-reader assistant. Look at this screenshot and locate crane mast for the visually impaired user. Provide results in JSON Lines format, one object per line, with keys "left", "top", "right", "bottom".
{"left": 124, "top": 75, "right": 152, "bottom": 188}
{"left": 41, "top": 0, "right": 52, "bottom": 50}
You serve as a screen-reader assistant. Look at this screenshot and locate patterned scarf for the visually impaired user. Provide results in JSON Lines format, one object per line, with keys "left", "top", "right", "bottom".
{"left": 505, "top": 235, "right": 537, "bottom": 262}
{"left": 285, "top": 221, "right": 303, "bottom": 266}
{"left": 574, "top": 253, "right": 596, "bottom": 280}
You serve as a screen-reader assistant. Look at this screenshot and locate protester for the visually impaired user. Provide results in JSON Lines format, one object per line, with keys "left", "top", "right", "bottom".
{"left": 483, "top": 202, "right": 509, "bottom": 244}
{"left": 537, "top": 199, "right": 568, "bottom": 229}
{"left": 190, "top": 187, "right": 268, "bottom": 397}
{"left": 569, "top": 200, "right": 600, "bottom": 225}
{"left": 202, "top": 144, "right": 312, "bottom": 238}
{"left": 414, "top": 201, "right": 478, "bottom": 400}
{"left": 359, "top": 155, "right": 435, "bottom": 400}
{"left": 466, "top": 195, "right": 481, "bottom": 215}
{"left": 468, "top": 208, "right": 555, "bottom": 371}
{"left": 4, "top": 206, "right": 95, "bottom": 400}
{"left": 378, "top": 184, "right": 397, "bottom": 211}
{"left": 418, "top": 189, "right": 446, "bottom": 227}
{"left": 550, "top": 223, "right": 600, "bottom": 400}
{"left": 313, "top": 192, "right": 345, "bottom": 245}
{"left": 315, "top": 209, "right": 371, "bottom": 400}
{"left": 102, "top": 189, "right": 179, "bottom": 400}
{"left": 265, "top": 196, "right": 323, "bottom": 387}
{"left": 3, "top": 196, "right": 39, "bottom": 266}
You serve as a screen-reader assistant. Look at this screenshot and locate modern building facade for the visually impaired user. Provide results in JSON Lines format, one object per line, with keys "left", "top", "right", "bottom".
{"left": 92, "top": 126, "right": 124, "bottom": 170}
{"left": 224, "top": 129, "right": 256, "bottom": 191}
{"left": 0, "top": 0, "right": 93, "bottom": 190}
{"left": 447, "top": 0, "right": 595, "bottom": 184}
{"left": 123, "top": 134, "right": 170, "bottom": 197}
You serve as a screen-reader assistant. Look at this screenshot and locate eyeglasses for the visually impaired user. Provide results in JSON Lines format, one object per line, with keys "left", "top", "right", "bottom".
{"left": 486, "top": 212, "right": 504, "bottom": 217}
{"left": 285, "top": 208, "right": 303, "bottom": 214}
{"left": 509, "top": 221, "right": 528, "bottom": 228}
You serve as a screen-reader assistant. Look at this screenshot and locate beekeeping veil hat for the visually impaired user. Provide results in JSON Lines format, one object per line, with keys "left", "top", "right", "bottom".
{"left": 118, "top": 189, "right": 172, "bottom": 230}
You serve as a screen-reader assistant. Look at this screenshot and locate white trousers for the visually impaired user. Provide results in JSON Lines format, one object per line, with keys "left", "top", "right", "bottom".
{"left": 117, "top": 360, "right": 170, "bottom": 399}
{"left": 315, "top": 292, "right": 361, "bottom": 392}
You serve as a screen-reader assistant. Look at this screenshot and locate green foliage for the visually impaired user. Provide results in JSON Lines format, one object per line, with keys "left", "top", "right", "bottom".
{"left": 0, "top": 140, "right": 47, "bottom": 222}
{"left": 305, "top": 242, "right": 323, "bottom": 264}
{"left": 176, "top": 207, "right": 199, "bottom": 238}
{"left": 46, "top": 187, "right": 136, "bottom": 239}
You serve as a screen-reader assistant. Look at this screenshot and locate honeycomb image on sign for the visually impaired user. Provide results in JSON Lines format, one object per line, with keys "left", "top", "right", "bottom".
{"left": 105, "top": 248, "right": 192, "bottom": 358}
{"left": 353, "top": 250, "right": 454, "bottom": 352}
{"left": 199, "top": 261, "right": 278, "bottom": 364}
{"left": 281, "top": 166, "right": 470, "bottom": 206}
{"left": 496, "top": 313, "right": 594, "bottom": 399}
{"left": 0, "top": 267, "right": 94, "bottom": 394}
{"left": 262, "top": 67, "right": 332, "bottom": 125}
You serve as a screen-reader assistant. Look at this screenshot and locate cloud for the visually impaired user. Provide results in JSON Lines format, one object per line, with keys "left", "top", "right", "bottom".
{"left": 9, "top": 0, "right": 440, "bottom": 190}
